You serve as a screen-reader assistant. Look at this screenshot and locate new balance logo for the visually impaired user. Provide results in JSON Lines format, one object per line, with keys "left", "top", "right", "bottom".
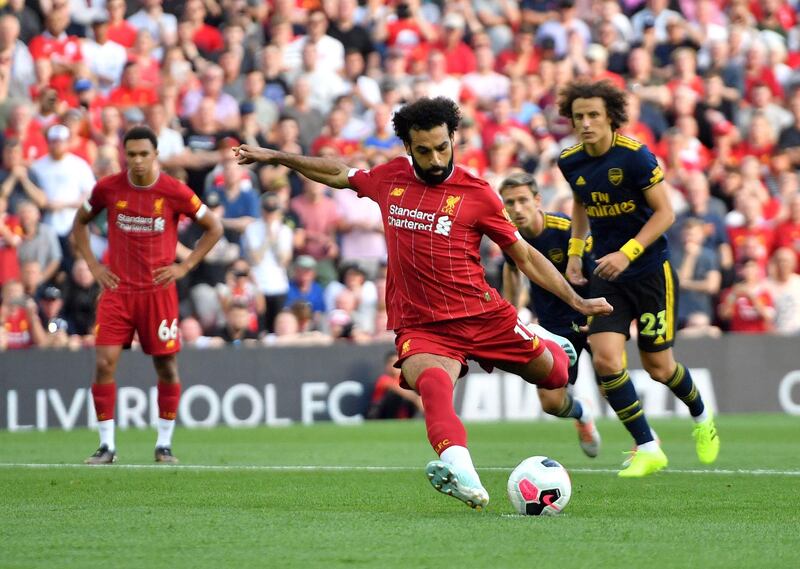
{"left": 435, "top": 215, "right": 452, "bottom": 236}
{"left": 576, "top": 176, "right": 586, "bottom": 186}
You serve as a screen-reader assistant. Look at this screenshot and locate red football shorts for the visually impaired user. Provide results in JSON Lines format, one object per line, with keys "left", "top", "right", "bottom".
{"left": 394, "top": 302, "right": 546, "bottom": 377}
{"left": 95, "top": 286, "right": 181, "bottom": 356}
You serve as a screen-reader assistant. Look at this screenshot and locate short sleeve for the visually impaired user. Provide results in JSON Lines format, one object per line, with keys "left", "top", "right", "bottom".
{"left": 631, "top": 146, "right": 664, "bottom": 192}
{"left": 172, "top": 181, "right": 205, "bottom": 219}
{"left": 85, "top": 182, "right": 107, "bottom": 214}
{"left": 474, "top": 182, "right": 519, "bottom": 249}
{"left": 347, "top": 167, "right": 379, "bottom": 201}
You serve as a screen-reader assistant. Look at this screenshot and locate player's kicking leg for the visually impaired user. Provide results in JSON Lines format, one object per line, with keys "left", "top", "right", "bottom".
{"left": 153, "top": 355, "right": 181, "bottom": 464}
{"left": 86, "top": 345, "right": 123, "bottom": 465}
{"left": 403, "top": 353, "right": 489, "bottom": 510}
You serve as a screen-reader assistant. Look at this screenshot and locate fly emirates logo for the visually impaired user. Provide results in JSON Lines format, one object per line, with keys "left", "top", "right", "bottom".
{"left": 388, "top": 204, "right": 452, "bottom": 237}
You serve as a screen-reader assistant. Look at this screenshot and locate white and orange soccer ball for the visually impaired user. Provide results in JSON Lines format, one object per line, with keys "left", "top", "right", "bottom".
{"left": 507, "top": 456, "right": 572, "bottom": 516}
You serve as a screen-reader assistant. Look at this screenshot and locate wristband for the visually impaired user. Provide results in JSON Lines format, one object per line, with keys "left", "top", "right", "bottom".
{"left": 620, "top": 238, "right": 645, "bottom": 262}
{"left": 567, "top": 238, "right": 586, "bottom": 257}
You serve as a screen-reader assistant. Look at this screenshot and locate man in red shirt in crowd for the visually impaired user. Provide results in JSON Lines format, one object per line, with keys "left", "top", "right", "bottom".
{"left": 28, "top": 4, "right": 83, "bottom": 102}
{"left": 234, "top": 97, "right": 611, "bottom": 510}
{"left": 71, "top": 126, "right": 222, "bottom": 465}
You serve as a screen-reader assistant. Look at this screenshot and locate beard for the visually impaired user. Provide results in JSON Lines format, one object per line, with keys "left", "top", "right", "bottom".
{"left": 411, "top": 152, "right": 454, "bottom": 186}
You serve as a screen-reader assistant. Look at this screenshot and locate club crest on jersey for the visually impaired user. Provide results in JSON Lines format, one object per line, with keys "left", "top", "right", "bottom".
{"left": 153, "top": 198, "right": 164, "bottom": 216}
{"left": 608, "top": 168, "right": 624, "bottom": 186}
{"left": 441, "top": 195, "right": 461, "bottom": 215}
{"left": 390, "top": 187, "right": 405, "bottom": 197}
{"left": 115, "top": 200, "right": 127, "bottom": 210}
{"left": 548, "top": 249, "right": 564, "bottom": 264}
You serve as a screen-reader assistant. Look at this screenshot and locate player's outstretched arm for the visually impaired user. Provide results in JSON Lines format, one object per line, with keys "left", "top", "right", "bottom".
{"left": 232, "top": 144, "right": 352, "bottom": 189}
{"left": 504, "top": 239, "right": 612, "bottom": 317}
{"left": 70, "top": 206, "right": 120, "bottom": 290}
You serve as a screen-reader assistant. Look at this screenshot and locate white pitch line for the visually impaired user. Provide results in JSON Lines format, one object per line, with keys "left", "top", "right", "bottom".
{"left": 0, "top": 463, "right": 798, "bottom": 476}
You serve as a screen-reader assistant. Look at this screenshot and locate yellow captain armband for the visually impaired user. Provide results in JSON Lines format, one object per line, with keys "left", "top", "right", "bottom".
{"left": 567, "top": 238, "right": 586, "bottom": 257}
{"left": 620, "top": 238, "right": 645, "bottom": 262}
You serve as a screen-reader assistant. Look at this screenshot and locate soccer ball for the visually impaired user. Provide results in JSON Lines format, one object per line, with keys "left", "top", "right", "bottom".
{"left": 507, "top": 456, "right": 572, "bottom": 516}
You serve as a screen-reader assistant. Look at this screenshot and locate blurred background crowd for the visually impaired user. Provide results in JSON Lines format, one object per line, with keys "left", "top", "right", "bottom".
{"left": 1, "top": 0, "right": 800, "bottom": 354}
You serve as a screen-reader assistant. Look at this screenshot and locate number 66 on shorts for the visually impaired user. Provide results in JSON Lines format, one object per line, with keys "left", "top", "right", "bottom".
{"left": 95, "top": 287, "right": 182, "bottom": 356}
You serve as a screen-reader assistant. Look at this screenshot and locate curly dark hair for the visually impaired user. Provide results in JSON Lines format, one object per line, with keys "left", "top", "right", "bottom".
{"left": 557, "top": 80, "right": 628, "bottom": 131}
{"left": 392, "top": 97, "right": 461, "bottom": 144}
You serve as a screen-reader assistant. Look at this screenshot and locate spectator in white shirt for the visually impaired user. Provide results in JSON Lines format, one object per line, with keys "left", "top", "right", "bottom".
{"left": 0, "top": 14, "right": 35, "bottom": 101}
{"left": 284, "top": 9, "right": 345, "bottom": 75}
{"left": 145, "top": 102, "right": 185, "bottom": 164}
{"left": 768, "top": 247, "right": 800, "bottom": 335}
{"left": 30, "top": 125, "right": 95, "bottom": 268}
{"left": 81, "top": 13, "right": 127, "bottom": 94}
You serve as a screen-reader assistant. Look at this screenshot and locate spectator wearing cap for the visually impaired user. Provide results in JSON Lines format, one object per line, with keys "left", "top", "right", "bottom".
{"left": 81, "top": 12, "right": 127, "bottom": 95}
{"left": 243, "top": 192, "right": 294, "bottom": 332}
{"left": 285, "top": 8, "right": 345, "bottom": 76}
{"left": 0, "top": 13, "right": 35, "bottom": 101}
{"left": 181, "top": 64, "right": 242, "bottom": 131}
{"left": 284, "top": 255, "right": 326, "bottom": 329}
{"left": 436, "top": 12, "right": 476, "bottom": 77}
{"left": 30, "top": 124, "right": 95, "bottom": 265}
{"left": 583, "top": 43, "right": 625, "bottom": 90}
{"left": 127, "top": 0, "right": 177, "bottom": 49}
{"left": 36, "top": 284, "right": 68, "bottom": 346}
{"left": 73, "top": 78, "right": 108, "bottom": 134}
{"left": 0, "top": 138, "right": 46, "bottom": 214}
{"left": 108, "top": 61, "right": 158, "bottom": 111}
{"left": 462, "top": 46, "right": 511, "bottom": 107}
{"left": 28, "top": 4, "right": 84, "bottom": 104}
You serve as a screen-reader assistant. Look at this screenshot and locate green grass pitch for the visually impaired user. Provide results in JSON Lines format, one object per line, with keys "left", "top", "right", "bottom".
{"left": 1, "top": 414, "right": 798, "bottom": 569}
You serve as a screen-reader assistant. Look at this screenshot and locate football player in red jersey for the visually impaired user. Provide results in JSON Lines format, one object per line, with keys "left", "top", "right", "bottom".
{"left": 71, "top": 126, "right": 222, "bottom": 465}
{"left": 234, "top": 97, "right": 612, "bottom": 510}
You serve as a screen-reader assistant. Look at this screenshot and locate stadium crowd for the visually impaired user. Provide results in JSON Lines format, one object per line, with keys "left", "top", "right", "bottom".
{"left": 2, "top": 0, "right": 800, "bottom": 352}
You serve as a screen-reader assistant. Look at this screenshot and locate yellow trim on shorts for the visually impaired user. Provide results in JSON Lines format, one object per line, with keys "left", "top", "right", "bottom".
{"left": 663, "top": 261, "right": 675, "bottom": 343}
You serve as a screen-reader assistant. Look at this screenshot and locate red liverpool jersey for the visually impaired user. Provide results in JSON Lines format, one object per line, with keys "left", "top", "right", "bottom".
{"left": 348, "top": 156, "right": 520, "bottom": 329}
{"left": 86, "top": 172, "right": 205, "bottom": 292}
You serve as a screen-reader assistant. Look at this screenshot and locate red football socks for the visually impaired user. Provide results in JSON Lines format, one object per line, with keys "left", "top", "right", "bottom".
{"left": 157, "top": 382, "right": 181, "bottom": 420}
{"left": 91, "top": 382, "right": 116, "bottom": 422}
{"left": 415, "top": 367, "right": 466, "bottom": 455}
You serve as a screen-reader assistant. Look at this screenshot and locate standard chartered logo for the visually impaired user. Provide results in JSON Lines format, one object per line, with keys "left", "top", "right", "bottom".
{"left": 435, "top": 215, "right": 452, "bottom": 236}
